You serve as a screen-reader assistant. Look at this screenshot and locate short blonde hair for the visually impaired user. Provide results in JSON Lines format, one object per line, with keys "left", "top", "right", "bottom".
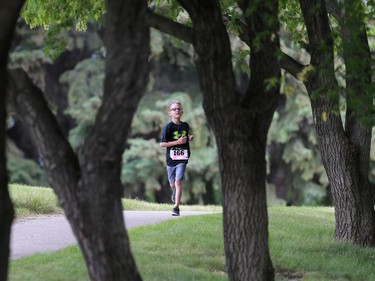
{"left": 168, "top": 101, "right": 183, "bottom": 111}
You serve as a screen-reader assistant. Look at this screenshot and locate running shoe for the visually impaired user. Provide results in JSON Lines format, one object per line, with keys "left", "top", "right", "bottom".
{"left": 172, "top": 206, "right": 180, "bottom": 216}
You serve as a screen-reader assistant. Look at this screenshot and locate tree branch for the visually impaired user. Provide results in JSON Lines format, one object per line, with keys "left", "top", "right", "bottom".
{"left": 7, "top": 68, "right": 81, "bottom": 211}
{"left": 280, "top": 53, "right": 306, "bottom": 79}
{"left": 145, "top": 8, "right": 193, "bottom": 43}
{"left": 146, "top": 8, "right": 306, "bottom": 80}
{"left": 325, "top": 0, "right": 342, "bottom": 20}
{"left": 223, "top": 13, "right": 307, "bottom": 80}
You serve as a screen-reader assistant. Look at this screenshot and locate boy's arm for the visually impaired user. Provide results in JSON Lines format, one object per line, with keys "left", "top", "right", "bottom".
{"left": 188, "top": 127, "right": 193, "bottom": 141}
{"left": 160, "top": 136, "right": 188, "bottom": 147}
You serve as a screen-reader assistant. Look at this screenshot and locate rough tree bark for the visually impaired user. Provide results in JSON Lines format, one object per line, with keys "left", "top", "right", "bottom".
{"left": 0, "top": 1, "right": 25, "bottom": 280}
{"left": 299, "top": 0, "right": 375, "bottom": 246}
{"left": 7, "top": 0, "right": 149, "bottom": 280}
{"left": 177, "top": 0, "right": 280, "bottom": 280}
{"left": 333, "top": 0, "right": 375, "bottom": 246}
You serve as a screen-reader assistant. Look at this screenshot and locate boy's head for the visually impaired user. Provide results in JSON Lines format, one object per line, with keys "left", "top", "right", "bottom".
{"left": 168, "top": 101, "right": 183, "bottom": 117}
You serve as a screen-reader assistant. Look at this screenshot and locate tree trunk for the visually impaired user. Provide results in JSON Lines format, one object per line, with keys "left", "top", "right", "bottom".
{"left": 216, "top": 111, "right": 275, "bottom": 281}
{"left": 335, "top": 0, "right": 375, "bottom": 245}
{"left": 0, "top": 1, "right": 25, "bottom": 280}
{"left": 76, "top": 0, "right": 149, "bottom": 277}
{"left": 7, "top": 0, "right": 149, "bottom": 280}
{"left": 178, "top": 0, "right": 279, "bottom": 280}
{"left": 300, "top": 0, "right": 375, "bottom": 246}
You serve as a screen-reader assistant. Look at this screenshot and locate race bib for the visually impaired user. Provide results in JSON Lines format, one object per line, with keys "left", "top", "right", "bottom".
{"left": 170, "top": 148, "right": 188, "bottom": 160}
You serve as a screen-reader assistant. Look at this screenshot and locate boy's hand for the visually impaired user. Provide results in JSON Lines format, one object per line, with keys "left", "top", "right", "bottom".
{"left": 188, "top": 135, "right": 194, "bottom": 141}
{"left": 178, "top": 136, "right": 188, "bottom": 144}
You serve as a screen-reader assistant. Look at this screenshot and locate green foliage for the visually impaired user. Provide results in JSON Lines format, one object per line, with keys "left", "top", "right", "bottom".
{"left": 152, "top": 0, "right": 184, "bottom": 20}
{"left": 231, "top": 37, "right": 250, "bottom": 76}
{"left": 7, "top": 140, "right": 49, "bottom": 187}
{"left": 280, "top": 0, "right": 374, "bottom": 126}
{"left": 21, "top": 0, "right": 105, "bottom": 58}
{"left": 9, "top": 48, "right": 51, "bottom": 90}
{"left": 67, "top": 96, "right": 102, "bottom": 150}
{"left": 268, "top": 75, "right": 329, "bottom": 205}
{"left": 279, "top": 0, "right": 307, "bottom": 45}
{"left": 10, "top": 49, "right": 51, "bottom": 69}
{"left": 122, "top": 138, "right": 166, "bottom": 197}
{"left": 21, "top": 0, "right": 105, "bottom": 31}
{"left": 62, "top": 58, "right": 104, "bottom": 150}
{"left": 60, "top": 54, "right": 105, "bottom": 105}
{"left": 7, "top": 157, "right": 48, "bottom": 187}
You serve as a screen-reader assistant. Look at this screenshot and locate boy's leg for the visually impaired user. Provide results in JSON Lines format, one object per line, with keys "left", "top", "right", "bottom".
{"left": 174, "top": 179, "right": 182, "bottom": 207}
{"left": 170, "top": 183, "right": 176, "bottom": 203}
{"left": 174, "top": 163, "right": 186, "bottom": 208}
{"left": 167, "top": 166, "right": 176, "bottom": 203}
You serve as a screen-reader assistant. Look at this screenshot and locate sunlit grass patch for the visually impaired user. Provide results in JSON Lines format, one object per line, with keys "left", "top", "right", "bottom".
{"left": 9, "top": 184, "right": 61, "bottom": 218}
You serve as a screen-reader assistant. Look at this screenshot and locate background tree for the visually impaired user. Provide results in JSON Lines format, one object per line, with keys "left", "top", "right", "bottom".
{"left": 0, "top": 1, "right": 25, "bottom": 280}
{"left": 267, "top": 87, "right": 329, "bottom": 205}
{"left": 280, "top": 0, "right": 375, "bottom": 246}
{"left": 7, "top": 0, "right": 150, "bottom": 280}
{"left": 154, "top": 0, "right": 281, "bottom": 279}
{"left": 6, "top": 19, "right": 104, "bottom": 186}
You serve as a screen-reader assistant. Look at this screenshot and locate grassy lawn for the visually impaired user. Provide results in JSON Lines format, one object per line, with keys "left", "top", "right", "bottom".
{"left": 9, "top": 184, "right": 222, "bottom": 218}
{"left": 8, "top": 184, "right": 375, "bottom": 281}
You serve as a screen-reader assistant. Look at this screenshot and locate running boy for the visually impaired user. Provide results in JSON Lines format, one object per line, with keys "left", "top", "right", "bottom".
{"left": 160, "top": 101, "right": 193, "bottom": 216}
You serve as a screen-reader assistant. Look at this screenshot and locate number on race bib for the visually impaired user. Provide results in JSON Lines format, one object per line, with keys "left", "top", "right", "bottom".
{"left": 170, "top": 149, "right": 188, "bottom": 160}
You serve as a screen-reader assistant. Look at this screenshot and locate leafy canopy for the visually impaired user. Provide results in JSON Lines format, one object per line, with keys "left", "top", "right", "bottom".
{"left": 22, "top": 0, "right": 105, "bottom": 30}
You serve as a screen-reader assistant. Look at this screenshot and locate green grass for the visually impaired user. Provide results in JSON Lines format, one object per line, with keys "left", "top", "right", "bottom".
{"left": 9, "top": 184, "right": 61, "bottom": 217}
{"left": 9, "top": 184, "right": 222, "bottom": 218}
{"left": 8, "top": 185, "right": 375, "bottom": 280}
{"left": 269, "top": 207, "right": 375, "bottom": 281}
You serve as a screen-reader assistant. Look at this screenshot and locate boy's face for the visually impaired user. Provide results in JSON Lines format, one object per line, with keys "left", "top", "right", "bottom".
{"left": 168, "top": 103, "right": 183, "bottom": 118}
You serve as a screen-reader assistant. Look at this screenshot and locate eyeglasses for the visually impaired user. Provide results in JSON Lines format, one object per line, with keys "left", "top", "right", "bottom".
{"left": 170, "top": 108, "right": 183, "bottom": 112}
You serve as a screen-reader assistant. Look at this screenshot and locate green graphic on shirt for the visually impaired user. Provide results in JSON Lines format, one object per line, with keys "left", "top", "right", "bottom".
{"left": 173, "top": 130, "right": 187, "bottom": 140}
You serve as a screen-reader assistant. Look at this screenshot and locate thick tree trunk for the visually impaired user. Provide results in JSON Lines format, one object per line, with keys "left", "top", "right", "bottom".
{"left": 0, "top": 73, "right": 13, "bottom": 281}
{"left": 0, "top": 1, "right": 25, "bottom": 280}
{"left": 215, "top": 111, "right": 275, "bottom": 281}
{"left": 75, "top": 0, "right": 149, "bottom": 278}
{"left": 335, "top": 0, "right": 375, "bottom": 245}
{"left": 300, "top": 0, "right": 375, "bottom": 246}
{"left": 8, "top": 66, "right": 142, "bottom": 280}
{"left": 178, "top": 0, "right": 279, "bottom": 280}
{"left": 7, "top": 0, "right": 149, "bottom": 280}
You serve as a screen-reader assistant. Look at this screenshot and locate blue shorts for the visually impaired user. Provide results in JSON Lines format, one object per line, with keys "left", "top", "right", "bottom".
{"left": 167, "top": 163, "right": 187, "bottom": 184}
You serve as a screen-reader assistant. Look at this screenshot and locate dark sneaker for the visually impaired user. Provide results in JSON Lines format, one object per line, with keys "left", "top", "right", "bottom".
{"left": 171, "top": 189, "right": 176, "bottom": 203}
{"left": 172, "top": 207, "right": 180, "bottom": 216}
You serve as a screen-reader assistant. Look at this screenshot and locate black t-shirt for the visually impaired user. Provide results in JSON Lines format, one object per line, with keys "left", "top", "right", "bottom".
{"left": 161, "top": 121, "right": 191, "bottom": 166}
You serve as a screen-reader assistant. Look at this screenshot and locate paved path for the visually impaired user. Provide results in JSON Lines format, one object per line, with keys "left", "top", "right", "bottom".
{"left": 10, "top": 211, "right": 210, "bottom": 260}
